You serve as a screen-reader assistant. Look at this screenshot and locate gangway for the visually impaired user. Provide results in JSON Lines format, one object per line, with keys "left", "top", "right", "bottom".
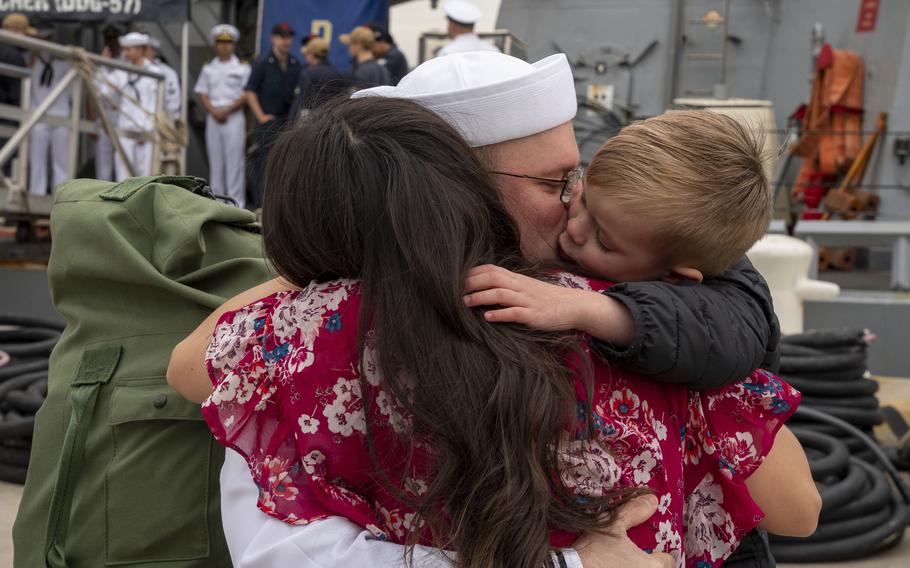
{"left": 0, "top": 29, "right": 179, "bottom": 224}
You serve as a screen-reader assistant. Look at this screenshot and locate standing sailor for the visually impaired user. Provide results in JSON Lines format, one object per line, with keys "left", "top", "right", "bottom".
{"left": 194, "top": 24, "right": 250, "bottom": 208}
{"left": 245, "top": 22, "right": 301, "bottom": 209}
{"left": 27, "top": 33, "right": 72, "bottom": 196}
{"left": 289, "top": 37, "right": 347, "bottom": 121}
{"left": 146, "top": 37, "right": 181, "bottom": 120}
{"left": 366, "top": 22, "right": 408, "bottom": 85}
{"left": 437, "top": 0, "right": 500, "bottom": 57}
{"left": 97, "top": 32, "right": 162, "bottom": 181}
{"left": 340, "top": 26, "right": 392, "bottom": 90}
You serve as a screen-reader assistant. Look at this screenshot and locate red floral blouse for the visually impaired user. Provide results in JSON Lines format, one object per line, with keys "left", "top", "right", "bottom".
{"left": 202, "top": 275, "right": 799, "bottom": 567}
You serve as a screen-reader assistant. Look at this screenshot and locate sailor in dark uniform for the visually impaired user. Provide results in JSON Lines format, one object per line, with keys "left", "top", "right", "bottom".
{"left": 245, "top": 22, "right": 301, "bottom": 209}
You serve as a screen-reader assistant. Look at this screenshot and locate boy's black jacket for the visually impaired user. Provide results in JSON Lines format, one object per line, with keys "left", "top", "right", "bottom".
{"left": 593, "top": 257, "right": 781, "bottom": 390}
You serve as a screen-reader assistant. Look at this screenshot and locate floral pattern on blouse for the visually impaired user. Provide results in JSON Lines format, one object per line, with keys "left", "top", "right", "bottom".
{"left": 202, "top": 276, "right": 799, "bottom": 567}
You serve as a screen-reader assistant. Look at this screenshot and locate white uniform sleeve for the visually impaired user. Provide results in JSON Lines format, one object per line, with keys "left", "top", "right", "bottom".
{"left": 193, "top": 65, "right": 210, "bottom": 96}
{"left": 95, "top": 68, "right": 124, "bottom": 103}
{"left": 220, "top": 449, "right": 457, "bottom": 567}
{"left": 164, "top": 67, "right": 181, "bottom": 117}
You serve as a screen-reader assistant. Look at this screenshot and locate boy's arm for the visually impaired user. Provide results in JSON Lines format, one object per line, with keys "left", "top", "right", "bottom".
{"left": 594, "top": 257, "right": 780, "bottom": 389}
{"left": 464, "top": 257, "right": 780, "bottom": 391}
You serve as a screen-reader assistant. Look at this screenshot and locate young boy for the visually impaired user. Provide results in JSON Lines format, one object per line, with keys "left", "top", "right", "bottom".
{"left": 463, "top": 110, "right": 772, "bottom": 344}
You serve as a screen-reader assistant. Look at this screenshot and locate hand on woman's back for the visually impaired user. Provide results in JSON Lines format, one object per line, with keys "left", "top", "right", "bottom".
{"left": 574, "top": 495, "right": 675, "bottom": 568}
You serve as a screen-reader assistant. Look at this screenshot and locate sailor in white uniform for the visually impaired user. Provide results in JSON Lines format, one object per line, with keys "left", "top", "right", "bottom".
{"left": 437, "top": 0, "right": 500, "bottom": 57}
{"left": 194, "top": 24, "right": 250, "bottom": 208}
{"left": 146, "top": 37, "right": 181, "bottom": 120}
{"left": 27, "top": 49, "right": 72, "bottom": 195}
{"left": 96, "top": 32, "right": 163, "bottom": 181}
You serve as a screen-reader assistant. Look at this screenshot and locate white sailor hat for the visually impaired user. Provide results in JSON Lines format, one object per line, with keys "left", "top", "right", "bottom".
{"left": 210, "top": 24, "right": 240, "bottom": 43}
{"left": 352, "top": 51, "right": 576, "bottom": 147}
{"left": 148, "top": 37, "right": 161, "bottom": 50}
{"left": 118, "top": 32, "right": 150, "bottom": 47}
{"left": 443, "top": 0, "right": 482, "bottom": 25}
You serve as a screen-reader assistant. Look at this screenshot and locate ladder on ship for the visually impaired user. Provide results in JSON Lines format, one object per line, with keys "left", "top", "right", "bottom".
{"left": 680, "top": 0, "right": 731, "bottom": 98}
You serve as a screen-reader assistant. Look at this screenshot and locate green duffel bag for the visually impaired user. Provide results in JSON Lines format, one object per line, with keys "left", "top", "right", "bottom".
{"left": 13, "top": 176, "right": 272, "bottom": 567}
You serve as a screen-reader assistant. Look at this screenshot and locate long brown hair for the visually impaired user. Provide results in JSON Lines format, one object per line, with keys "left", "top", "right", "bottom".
{"left": 262, "top": 97, "right": 625, "bottom": 566}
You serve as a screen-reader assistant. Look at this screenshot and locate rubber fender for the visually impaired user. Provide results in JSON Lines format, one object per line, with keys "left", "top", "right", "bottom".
{"left": 800, "top": 395, "right": 879, "bottom": 409}
{"left": 780, "top": 351, "right": 867, "bottom": 373}
{"left": 781, "top": 329, "right": 867, "bottom": 349}
{"left": 783, "top": 376, "right": 879, "bottom": 397}
{"left": 770, "top": 492, "right": 909, "bottom": 562}
{"left": 791, "top": 428, "right": 850, "bottom": 479}
{"left": 821, "top": 459, "right": 891, "bottom": 522}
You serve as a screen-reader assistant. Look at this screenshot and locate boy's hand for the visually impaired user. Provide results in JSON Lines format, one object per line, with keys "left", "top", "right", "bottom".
{"left": 463, "top": 265, "right": 635, "bottom": 346}
{"left": 463, "top": 265, "right": 588, "bottom": 331}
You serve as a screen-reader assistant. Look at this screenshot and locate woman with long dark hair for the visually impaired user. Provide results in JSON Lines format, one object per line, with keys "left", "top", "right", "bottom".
{"left": 168, "top": 97, "right": 813, "bottom": 567}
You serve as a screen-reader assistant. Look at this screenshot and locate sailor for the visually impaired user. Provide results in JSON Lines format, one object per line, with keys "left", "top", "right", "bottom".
{"left": 437, "top": 0, "right": 500, "bottom": 57}
{"left": 245, "top": 22, "right": 301, "bottom": 209}
{"left": 27, "top": 29, "right": 72, "bottom": 196}
{"left": 146, "top": 37, "right": 182, "bottom": 120}
{"left": 340, "top": 26, "right": 392, "bottom": 90}
{"left": 96, "top": 32, "right": 163, "bottom": 181}
{"left": 365, "top": 22, "right": 409, "bottom": 85}
{"left": 289, "top": 37, "right": 347, "bottom": 121}
{"left": 194, "top": 24, "right": 250, "bottom": 208}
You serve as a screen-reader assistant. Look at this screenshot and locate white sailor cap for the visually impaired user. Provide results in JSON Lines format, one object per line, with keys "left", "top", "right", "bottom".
{"left": 444, "top": 0, "right": 482, "bottom": 25}
{"left": 148, "top": 37, "right": 161, "bottom": 50}
{"left": 210, "top": 24, "right": 240, "bottom": 43}
{"left": 352, "top": 51, "right": 576, "bottom": 147}
{"left": 118, "top": 32, "right": 150, "bottom": 48}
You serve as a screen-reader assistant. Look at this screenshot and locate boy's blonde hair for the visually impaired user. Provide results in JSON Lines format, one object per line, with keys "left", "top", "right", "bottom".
{"left": 586, "top": 110, "right": 771, "bottom": 276}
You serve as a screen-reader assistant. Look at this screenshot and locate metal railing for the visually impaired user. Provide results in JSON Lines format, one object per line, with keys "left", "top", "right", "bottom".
{"left": 0, "top": 29, "right": 183, "bottom": 217}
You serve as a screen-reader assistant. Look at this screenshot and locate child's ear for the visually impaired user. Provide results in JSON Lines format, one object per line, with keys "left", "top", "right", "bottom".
{"left": 661, "top": 265, "right": 704, "bottom": 284}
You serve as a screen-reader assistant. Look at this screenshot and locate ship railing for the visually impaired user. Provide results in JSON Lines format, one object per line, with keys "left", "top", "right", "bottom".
{"left": 0, "top": 29, "right": 180, "bottom": 219}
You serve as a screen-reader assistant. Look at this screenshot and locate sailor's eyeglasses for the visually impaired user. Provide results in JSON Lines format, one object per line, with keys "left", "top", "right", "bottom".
{"left": 490, "top": 166, "right": 585, "bottom": 205}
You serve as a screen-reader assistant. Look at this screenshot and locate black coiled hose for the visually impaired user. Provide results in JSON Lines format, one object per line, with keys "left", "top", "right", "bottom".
{"left": 769, "top": 407, "right": 910, "bottom": 562}
{"left": 0, "top": 314, "right": 60, "bottom": 484}
{"left": 781, "top": 328, "right": 885, "bottom": 436}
